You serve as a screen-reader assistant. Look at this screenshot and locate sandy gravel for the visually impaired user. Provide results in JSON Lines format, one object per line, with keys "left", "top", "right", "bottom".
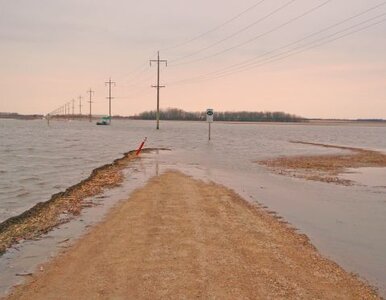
{"left": 6, "top": 172, "right": 379, "bottom": 299}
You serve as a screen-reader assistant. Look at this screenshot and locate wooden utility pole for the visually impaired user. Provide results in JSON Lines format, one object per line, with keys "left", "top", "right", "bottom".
{"left": 105, "top": 78, "right": 116, "bottom": 124}
{"left": 87, "top": 89, "right": 94, "bottom": 122}
{"left": 72, "top": 99, "right": 75, "bottom": 115}
{"left": 150, "top": 51, "right": 167, "bottom": 130}
{"left": 79, "top": 96, "right": 83, "bottom": 115}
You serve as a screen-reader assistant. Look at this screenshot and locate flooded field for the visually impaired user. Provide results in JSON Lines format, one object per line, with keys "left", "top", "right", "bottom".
{"left": 0, "top": 119, "right": 386, "bottom": 296}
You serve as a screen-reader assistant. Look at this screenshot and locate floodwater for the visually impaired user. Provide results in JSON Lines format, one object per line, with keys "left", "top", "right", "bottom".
{"left": 0, "top": 119, "right": 386, "bottom": 296}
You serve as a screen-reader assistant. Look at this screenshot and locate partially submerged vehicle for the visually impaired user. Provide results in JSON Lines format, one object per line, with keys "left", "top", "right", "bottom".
{"left": 96, "top": 116, "right": 111, "bottom": 125}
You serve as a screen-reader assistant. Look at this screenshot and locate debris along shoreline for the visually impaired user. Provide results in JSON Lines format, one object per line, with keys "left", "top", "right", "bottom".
{"left": 0, "top": 148, "right": 167, "bottom": 256}
{"left": 258, "top": 141, "right": 386, "bottom": 185}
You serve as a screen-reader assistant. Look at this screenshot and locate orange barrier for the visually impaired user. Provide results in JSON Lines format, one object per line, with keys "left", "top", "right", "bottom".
{"left": 136, "top": 137, "right": 147, "bottom": 156}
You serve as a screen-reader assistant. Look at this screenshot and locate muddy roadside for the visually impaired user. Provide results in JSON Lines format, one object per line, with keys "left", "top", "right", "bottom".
{"left": 258, "top": 141, "right": 386, "bottom": 185}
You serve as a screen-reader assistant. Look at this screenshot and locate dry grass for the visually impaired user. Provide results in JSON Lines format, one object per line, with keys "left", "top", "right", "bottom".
{"left": 258, "top": 141, "right": 386, "bottom": 185}
{"left": 0, "top": 148, "right": 165, "bottom": 255}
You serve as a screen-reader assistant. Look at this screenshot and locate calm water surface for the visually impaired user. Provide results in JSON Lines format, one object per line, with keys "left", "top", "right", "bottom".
{"left": 0, "top": 119, "right": 385, "bottom": 295}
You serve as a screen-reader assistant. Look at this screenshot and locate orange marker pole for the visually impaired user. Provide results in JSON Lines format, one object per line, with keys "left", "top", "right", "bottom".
{"left": 136, "top": 137, "right": 147, "bottom": 156}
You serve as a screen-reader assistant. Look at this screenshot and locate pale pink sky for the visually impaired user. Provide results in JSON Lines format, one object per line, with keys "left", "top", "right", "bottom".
{"left": 0, "top": 0, "right": 385, "bottom": 119}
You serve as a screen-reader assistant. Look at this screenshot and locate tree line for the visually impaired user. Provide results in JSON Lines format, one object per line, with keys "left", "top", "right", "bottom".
{"left": 130, "top": 108, "right": 304, "bottom": 122}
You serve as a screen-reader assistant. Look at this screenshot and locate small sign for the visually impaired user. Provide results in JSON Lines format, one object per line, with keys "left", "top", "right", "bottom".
{"left": 206, "top": 109, "right": 214, "bottom": 123}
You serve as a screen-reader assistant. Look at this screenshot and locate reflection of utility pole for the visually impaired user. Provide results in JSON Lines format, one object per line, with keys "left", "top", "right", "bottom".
{"left": 66, "top": 102, "right": 70, "bottom": 118}
{"left": 105, "top": 78, "right": 115, "bottom": 124}
{"left": 150, "top": 51, "right": 167, "bottom": 130}
{"left": 87, "top": 89, "right": 94, "bottom": 122}
{"left": 72, "top": 99, "right": 75, "bottom": 115}
{"left": 79, "top": 96, "right": 83, "bottom": 115}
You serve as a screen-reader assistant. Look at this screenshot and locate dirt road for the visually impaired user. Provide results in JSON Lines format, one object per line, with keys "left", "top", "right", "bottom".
{"left": 6, "top": 172, "right": 378, "bottom": 299}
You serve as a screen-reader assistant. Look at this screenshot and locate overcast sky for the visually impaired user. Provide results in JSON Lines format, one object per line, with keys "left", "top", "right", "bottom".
{"left": 0, "top": 0, "right": 385, "bottom": 118}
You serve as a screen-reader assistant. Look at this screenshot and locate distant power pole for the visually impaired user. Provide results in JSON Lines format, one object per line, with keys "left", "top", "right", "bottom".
{"left": 87, "top": 89, "right": 94, "bottom": 122}
{"left": 105, "top": 78, "right": 116, "bottom": 124}
{"left": 72, "top": 99, "right": 75, "bottom": 115}
{"left": 79, "top": 96, "right": 83, "bottom": 115}
{"left": 150, "top": 51, "right": 167, "bottom": 130}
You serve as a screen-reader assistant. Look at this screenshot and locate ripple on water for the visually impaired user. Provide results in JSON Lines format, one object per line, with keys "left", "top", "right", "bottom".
{"left": 20, "top": 176, "right": 40, "bottom": 183}
{"left": 0, "top": 119, "right": 386, "bottom": 296}
{"left": 16, "top": 191, "right": 31, "bottom": 198}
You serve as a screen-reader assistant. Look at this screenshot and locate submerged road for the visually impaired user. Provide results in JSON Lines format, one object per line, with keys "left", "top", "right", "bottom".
{"left": 6, "top": 172, "right": 378, "bottom": 299}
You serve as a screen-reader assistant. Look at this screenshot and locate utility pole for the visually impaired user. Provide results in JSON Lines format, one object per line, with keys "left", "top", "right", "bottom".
{"left": 87, "top": 89, "right": 94, "bottom": 122}
{"left": 105, "top": 78, "right": 115, "bottom": 124}
{"left": 79, "top": 96, "right": 83, "bottom": 115}
{"left": 72, "top": 99, "right": 75, "bottom": 115}
{"left": 150, "top": 51, "right": 167, "bottom": 130}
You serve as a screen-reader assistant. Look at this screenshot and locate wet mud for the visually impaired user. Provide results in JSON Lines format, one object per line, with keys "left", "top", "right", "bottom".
{"left": 258, "top": 141, "right": 386, "bottom": 185}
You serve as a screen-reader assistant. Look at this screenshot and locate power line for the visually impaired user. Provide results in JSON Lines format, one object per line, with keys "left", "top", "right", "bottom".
{"left": 168, "top": 13, "right": 386, "bottom": 86}
{"left": 209, "top": 13, "right": 386, "bottom": 79}
{"left": 121, "top": 72, "right": 154, "bottom": 89}
{"left": 166, "top": 3, "right": 386, "bottom": 85}
{"left": 169, "top": 0, "right": 296, "bottom": 64}
{"left": 170, "top": 0, "right": 332, "bottom": 67}
{"left": 120, "top": 51, "right": 158, "bottom": 82}
{"left": 115, "top": 87, "right": 153, "bottom": 101}
{"left": 161, "top": 0, "right": 267, "bottom": 52}
{"left": 204, "top": 2, "right": 386, "bottom": 77}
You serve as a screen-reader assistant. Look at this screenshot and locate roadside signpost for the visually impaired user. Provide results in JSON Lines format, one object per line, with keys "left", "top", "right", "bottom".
{"left": 206, "top": 109, "right": 214, "bottom": 141}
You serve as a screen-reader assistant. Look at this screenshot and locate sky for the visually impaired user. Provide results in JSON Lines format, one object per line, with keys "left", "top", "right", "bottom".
{"left": 0, "top": 0, "right": 385, "bottom": 119}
